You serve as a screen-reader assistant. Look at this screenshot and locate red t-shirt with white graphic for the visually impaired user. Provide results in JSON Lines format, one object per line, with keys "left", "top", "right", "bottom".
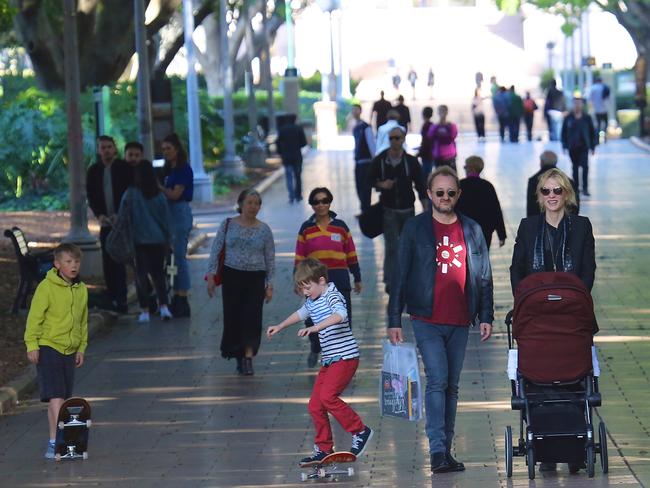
{"left": 414, "top": 218, "right": 469, "bottom": 326}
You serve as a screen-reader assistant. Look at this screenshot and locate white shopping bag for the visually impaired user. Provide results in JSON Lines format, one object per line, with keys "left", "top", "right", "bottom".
{"left": 379, "top": 340, "right": 422, "bottom": 421}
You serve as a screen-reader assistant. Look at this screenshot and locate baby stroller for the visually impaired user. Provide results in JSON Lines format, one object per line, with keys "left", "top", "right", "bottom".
{"left": 504, "top": 272, "right": 608, "bottom": 479}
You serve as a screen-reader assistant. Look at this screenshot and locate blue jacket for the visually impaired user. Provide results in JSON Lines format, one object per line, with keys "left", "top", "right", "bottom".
{"left": 388, "top": 211, "right": 494, "bottom": 327}
{"left": 124, "top": 188, "right": 172, "bottom": 245}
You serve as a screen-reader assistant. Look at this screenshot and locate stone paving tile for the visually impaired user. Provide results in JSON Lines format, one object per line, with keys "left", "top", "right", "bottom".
{"left": 0, "top": 138, "right": 648, "bottom": 487}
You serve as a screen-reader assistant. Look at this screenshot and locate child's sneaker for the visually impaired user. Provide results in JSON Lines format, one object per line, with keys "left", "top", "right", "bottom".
{"left": 299, "top": 445, "right": 333, "bottom": 467}
{"left": 44, "top": 440, "right": 55, "bottom": 459}
{"left": 160, "top": 306, "right": 172, "bottom": 321}
{"left": 350, "top": 426, "right": 373, "bottom": 457}
{"left": 138, "top": 311, "right": 150, "bottom": 323}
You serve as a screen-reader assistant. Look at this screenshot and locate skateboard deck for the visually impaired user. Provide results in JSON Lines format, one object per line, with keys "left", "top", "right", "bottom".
{"left": 300, "top": 451, "right": 356, "bottom": 481}
{"left": 54, "top": 397, "right": 91, "bottom": 461}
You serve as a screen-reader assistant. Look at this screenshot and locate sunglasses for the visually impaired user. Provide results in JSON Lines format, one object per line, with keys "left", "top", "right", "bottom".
{"left": 311, "top": 198, "right": 331, "bottom": 205}
{"left": 540, "top": 187, "right": 563, "bottom": 196}
{"left": 389, "top": 136, "right": 403, "bottom": 141}
{"left": 433, "top": 190, "right": 458, "bottom": 198}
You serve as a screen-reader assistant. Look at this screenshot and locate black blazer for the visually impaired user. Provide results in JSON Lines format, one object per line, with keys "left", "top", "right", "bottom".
{"left": 510, "top": 213, "right": 596, "bottom": 294}
{"left": 86, "top": 159, "right": 132, "bottom": 218}
{"left": 456, "top": 177, "right": 506, "bottom": 248}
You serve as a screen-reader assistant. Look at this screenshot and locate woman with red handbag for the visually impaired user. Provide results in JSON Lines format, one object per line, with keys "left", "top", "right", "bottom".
{"left": 206, "top": 189, "right": 275, "bottom": 376}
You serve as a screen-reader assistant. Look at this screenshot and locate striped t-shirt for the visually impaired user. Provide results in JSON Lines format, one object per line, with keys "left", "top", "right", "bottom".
{"left": 297, "top": 283, "right": 360, "bottom": 365}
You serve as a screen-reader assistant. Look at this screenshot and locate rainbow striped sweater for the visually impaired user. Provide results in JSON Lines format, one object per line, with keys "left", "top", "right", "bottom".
{"left": 295, "top": 213, "right": 361, "bottom": 290}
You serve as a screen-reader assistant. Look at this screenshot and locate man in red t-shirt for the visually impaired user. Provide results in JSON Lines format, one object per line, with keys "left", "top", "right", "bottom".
{"left": 387, "top": 166, "right": 494, "bottom": 474}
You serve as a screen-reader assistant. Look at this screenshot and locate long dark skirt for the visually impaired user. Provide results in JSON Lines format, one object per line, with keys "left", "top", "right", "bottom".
{"left": 221, "top": 266, "right": 266, "bottom": 359}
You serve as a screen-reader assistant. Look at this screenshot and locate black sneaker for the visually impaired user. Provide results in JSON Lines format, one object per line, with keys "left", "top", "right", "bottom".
{"left": 430, "top": 452, "right": 452, "bottom": 473}
{"left": 446, "top": 451, "right": 465, "bottom": 471}
{"left": 350, "top": 426, "right": 373, "bottom": 457}
{"left": 299, "top": 445, "right": 333, "bottom": 467}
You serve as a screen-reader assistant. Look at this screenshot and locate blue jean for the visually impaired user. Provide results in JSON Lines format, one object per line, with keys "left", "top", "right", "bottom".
{"left": 284, "top": 162, "right": 303, "bottom": 202}
{"left": 411, "top": 320, "right": 470, "bottom": 455}
{"left": 168, "top": 201, "right": 193, "bottom": 292}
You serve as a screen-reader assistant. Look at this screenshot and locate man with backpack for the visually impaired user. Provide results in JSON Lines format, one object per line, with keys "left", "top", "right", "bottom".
{"left": 589, "top": 77, "right": 610, "bottom": 142}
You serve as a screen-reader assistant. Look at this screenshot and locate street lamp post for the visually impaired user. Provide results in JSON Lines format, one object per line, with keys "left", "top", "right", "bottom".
{"left": 182, "top": 0, "right": 214, "bottom": 199}
{"left": 134, "top": 0, "right": 154, "bottom": 160}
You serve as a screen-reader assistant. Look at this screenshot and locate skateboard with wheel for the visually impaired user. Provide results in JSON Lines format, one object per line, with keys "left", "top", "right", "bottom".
{"left": 300, "top": 451, "right": 356, "bottom": 481}
{"left": 54, "top": 397, "right": 91, "bottom": 461}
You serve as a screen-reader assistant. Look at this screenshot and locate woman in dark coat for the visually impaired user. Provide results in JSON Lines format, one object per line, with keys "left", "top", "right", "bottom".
{"left": 509, "top": 167, "right": 596, "bottom": 474}
{"left": 510, "top": 167, "right": 595, "bottom": 293}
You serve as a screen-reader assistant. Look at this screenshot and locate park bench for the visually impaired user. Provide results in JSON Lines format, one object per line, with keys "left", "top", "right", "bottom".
{"left": 3, "top": 226, "right": 54, "bottom": 314}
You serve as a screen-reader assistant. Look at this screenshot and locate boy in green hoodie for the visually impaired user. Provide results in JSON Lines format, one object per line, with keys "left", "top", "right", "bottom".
{"left": 24, "top": 243, "right": 88, "bottom": 459}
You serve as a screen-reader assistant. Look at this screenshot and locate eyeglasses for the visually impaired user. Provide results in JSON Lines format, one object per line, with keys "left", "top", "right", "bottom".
{"left": 389, "top": 136, "right": 403, "bottom": 141}
{"left": 540, "top": 187, "right": 563, "bottom": 196}
{"left": 311, "top": 198, "right": 331, "bottom": 205}
{"left": 434, "top": 190, "right": 458, "bottom": 198}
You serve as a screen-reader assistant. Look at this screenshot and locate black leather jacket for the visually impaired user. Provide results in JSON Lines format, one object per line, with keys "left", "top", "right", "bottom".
{"left": 387, "top": 211, "right": 494, "bottom": 328}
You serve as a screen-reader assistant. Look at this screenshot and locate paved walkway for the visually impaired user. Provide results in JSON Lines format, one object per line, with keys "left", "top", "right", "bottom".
{"left": 0, "top": 137, "right": 649, "bottom": 487}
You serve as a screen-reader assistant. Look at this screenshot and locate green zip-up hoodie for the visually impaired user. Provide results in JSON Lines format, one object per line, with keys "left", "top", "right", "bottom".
{"left": 24, "top": 268, "right": 88, "bottom": 355}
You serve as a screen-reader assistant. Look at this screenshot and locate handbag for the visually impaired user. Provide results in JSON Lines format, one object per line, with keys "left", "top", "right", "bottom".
{"left": 106, "top": 189, "right": 135, "bottom": 265}
{"left": 211, "top": 218, "right": 231, "bottom": 286}
{"left": 358, "top": 202, "right": 383, "bottom": 238}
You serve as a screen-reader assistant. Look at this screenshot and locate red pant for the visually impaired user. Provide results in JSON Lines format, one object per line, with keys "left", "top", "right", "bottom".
{"left": 308, "top": 358, "right": 365, "bottom": 451}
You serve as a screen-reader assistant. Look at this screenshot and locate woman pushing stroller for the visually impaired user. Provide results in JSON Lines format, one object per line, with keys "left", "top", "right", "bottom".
{"left": 509, "top": 167, "right": 597, "bottom": 474}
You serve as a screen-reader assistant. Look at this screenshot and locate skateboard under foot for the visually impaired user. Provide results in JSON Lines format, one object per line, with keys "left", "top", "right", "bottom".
{"left": 300, "top": 451, "right": 356, "bottom": 481}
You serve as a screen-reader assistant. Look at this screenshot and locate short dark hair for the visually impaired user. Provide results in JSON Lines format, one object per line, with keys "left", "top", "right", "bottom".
{"left": 308, "top": 187, "right": 333, "bottom": 205}
{"left": 422, "top": 106, "right": 433, "bottom": 118}
{"left": 294, "top": 258, "right": 328, "bottom": 285}
{"left": 125, "top": 141, "right": 144, "bottom": 153}
{"left": 236, "top": 188, "right": 262, "bottom": 213}
{"left": 54, "top": 243, "right": 82, "bottom": 260}
{"left": 352, "top": 103, "right": 362, "bottom": 110}
{"left": 97, "top": 135, "right": 115, "bottom": 144}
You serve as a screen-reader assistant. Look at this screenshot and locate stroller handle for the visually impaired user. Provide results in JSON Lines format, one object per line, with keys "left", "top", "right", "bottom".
{"left": 505, "top": 309, "right": 514, "bottom": 350}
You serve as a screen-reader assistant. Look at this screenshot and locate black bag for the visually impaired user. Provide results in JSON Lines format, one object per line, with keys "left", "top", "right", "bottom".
{"left": 106, "top": 189, "right": 135, "bottom": 265}
{"left": 358, "top": 202, "right": 383, "bottom": 238}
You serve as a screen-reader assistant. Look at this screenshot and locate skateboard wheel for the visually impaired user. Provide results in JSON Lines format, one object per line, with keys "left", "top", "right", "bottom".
{"left": 300, "top": 472, "right": 308, "bottom": 481}
{"left": 85, "top": 419, "right": 92, "bottom": 428}
{"left": 57, "top": 421, "right": 64, "bottom": 430}
{"left": 82, "top": 452, "right": 88, "bottom": 460}
{"left": 347, "top": 467, "right": 354, "bottom": 476}
{"left": 318, "top": 468, "right": 326, "bottom": 478}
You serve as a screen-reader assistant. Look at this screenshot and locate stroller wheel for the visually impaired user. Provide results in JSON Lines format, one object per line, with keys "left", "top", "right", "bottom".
{"left": 599, "top": 421, "right": 609, "bottom": 474}
{"left": 527, "top": 447, "right": 535, "bottom": 480}
{"left": 505, "top": 426, "right": 513, "bottom": 478}
{"left": 586, "top": 444, "right": 595, "bottom": 478}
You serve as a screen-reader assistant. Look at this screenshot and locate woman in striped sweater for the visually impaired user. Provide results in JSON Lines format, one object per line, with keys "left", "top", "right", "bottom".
{"left": 294, "top": 187, "right": 362, "bottom": 367}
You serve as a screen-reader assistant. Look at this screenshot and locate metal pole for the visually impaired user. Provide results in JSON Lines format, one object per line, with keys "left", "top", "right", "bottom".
{"left": 134, "top": 0, "right": 154, "bottom": 160}
{"left": 262, "top": 8, "right": 276, "bottom": 134}
{"left": 62, "top": 0, "right": 93, "bottom": 243}
{"left": 578, "top": 21, "right": 585, "bottom": 95}
{"left": 182, "top": 0, "right": 214, "bottom": 199}
{"left": 219, "top": 0, "right": 244, "bottom": 176}
{"left": 285, "top": 0, "right": 295, "bottom": 70}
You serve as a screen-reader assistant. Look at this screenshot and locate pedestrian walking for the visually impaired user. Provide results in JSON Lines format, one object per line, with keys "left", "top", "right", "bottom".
{"left": 276, "top": 113, "right": 308, "bottom": 204}
{"left": 372, "top": 90, "right": 392, "bottom": 131}
{"left": 408, "top": 68, "right": 418, "bottom": 100}
{"left": 471, "top": 88, "right": 486, "bottom": 141}
{"left": 588, "top": 77, "right": 610, "bottom": 142}
{"left": 387, "top": 166, "right": 494, "bottom": 474}
{"left": 267, "top": 258, "right": 373, "bottom": 464}
{"left": 86, "top": 135, "right": 131, "bottom": 313}
{"left": 294, "top": 187, "right": 362, "bottom": 367}
{"left": 493, "top": 87, "right": 510, "bottom": 142}
{"left": 544, "top": 79, "right": 566, "bottom": 141}
{"left": 456, "top": 156, "right": 506, "bottom": 249}
{"left": 523, "top": 92, "right": 538, "bottom": 142}
{"left": 427, "top": 68, "right": 435, "bottom": 98}
{"left": 207, "top": 189, "right": 275, "bottom": 376}
{"left": 510, "top": 167, "right": 596, "bottom": 474}
{"left": 526, "top": 150, "right": 579, "bottom": 217}
{"left": 122, "top": 160, "right": 173, "bottom": 323}
{"left": 368, "top": 126, "right": 428, "bottom": 293}
{"left": 24, "top": 244, "right": 88, "bottom": 459}
{"left": 392, "top": 73, "right": 401, "bottom": 91}
{"left": 507, "top": 85, "right": 523, "bottom": 143}
{"left": 427, "top": 105, "right": 458, "bottom": 170}
{"left": 159, "top": 133, "right": 194, "bottom": 317}
{"left": 418, "top": 106, "right": 435, "bottom": 176}
{"left": 375, "top": 109, "right": 404, "bottom": 156}
{"left": 351, "top": 104, "right": 376, "bottom": 212}
{"left": 561, "top": 96, "right": 597, "bottom": 196}
{"left": 394, "top": 95, "right": 411, "bottom": 132}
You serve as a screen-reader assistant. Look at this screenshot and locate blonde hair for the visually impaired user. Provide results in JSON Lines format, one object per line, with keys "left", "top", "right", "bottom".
{"left": 536, "top": 168, "right": 578, "bottom": 213}
{"left": 294, "top": 258, "right": 328, "bottom": 285}
{"left": 54, "top": 243, "right": 82, "bottom": 260}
